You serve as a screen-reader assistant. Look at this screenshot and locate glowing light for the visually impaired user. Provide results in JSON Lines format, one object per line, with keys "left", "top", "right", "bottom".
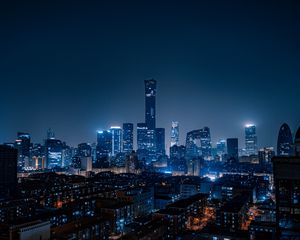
{"left": 245, "top": 123, "right": 255, "bottom": 128}
{"left": 110, "top": 126, "right": 121, "bottom": 129}
{"left": 97, "top": 130, "right": 103, "bottom": 134}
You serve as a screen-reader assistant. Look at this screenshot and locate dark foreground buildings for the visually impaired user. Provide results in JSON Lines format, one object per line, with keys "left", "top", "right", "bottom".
{"left": 273, "top": 156, "right": 300, "bottom": 239}
{"left": 0, "top": 145, "right": 17, "bottom": 199}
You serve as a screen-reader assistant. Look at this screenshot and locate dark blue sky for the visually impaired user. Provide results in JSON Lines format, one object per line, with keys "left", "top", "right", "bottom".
{"left": 1, "top": 0, "right": 300, "bottom": 149}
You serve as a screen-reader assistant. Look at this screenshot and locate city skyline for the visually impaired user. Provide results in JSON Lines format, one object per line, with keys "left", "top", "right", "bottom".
{"left": 1, "top": 1, "right": 300, "bottom": 149}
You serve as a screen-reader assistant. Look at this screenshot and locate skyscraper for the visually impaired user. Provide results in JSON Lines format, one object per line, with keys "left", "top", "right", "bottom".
{"left": 0, "top": 145, "right": 18, "bottom": 199}
{"left": 47, "top": 128, "right": 55, "bottom": 139}
{"left": 96, "top": 130, "right": 112, "bottom": 158}
{"left": 110, "top": 126, "right": 122, "bottom": 156}
{"left": 45, "top": 139, "right": 63, "bottom": 168}
{"left": 185, "top": 130, "right": 201, "bottom": 159}
{"left": 137, "top": 123, "right": 156, "bottom": 163}
{"left": 227, "top": 138, "right": 238, "bottom": 163}
{"left": 277, "top": 123, "right": 294, "bottom": 156}
{"left": 155, "top": 128, "right": 165, "bottom": 157}
{"left": 14, "top": 132, "right": 31, "bottom": 169}
{"left": 199, "top": 127, "right": 212, "bottom": 159}
{"left": 77, "top": 143, "right": 92, "bottom": 157}
{"left": 294, "top": 127, "right": 300, "bottom": 157}
{"left": 145, "top": 79, "right": 156, "bottom": 130}
{"left": 171, "top": 121, "right": 179, "bottom": 147}
{"left": 123, "top": 123, "right": 133, "bottom": 153}
{"left": 245, "top": 124, "right": 257, "bottom": 155}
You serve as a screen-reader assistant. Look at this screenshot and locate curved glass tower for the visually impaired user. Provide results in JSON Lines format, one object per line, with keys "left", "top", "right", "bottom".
{"left": 294, "top": 126, "right": 300, "bottom": 156}
{"left": 277, "top": 123, "right": 293, "bottom": 156}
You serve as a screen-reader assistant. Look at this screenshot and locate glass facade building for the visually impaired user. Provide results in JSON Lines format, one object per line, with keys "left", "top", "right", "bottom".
{"left": 277, "top": 123, "right": 294, "bottom": 156}
{"left": 171, "top": 121, "right": 179, "bottom": 147}
{"left": 245, "top": 124, "right": 257, "bottom": 155}
{"left": 123, "top": 123, "right": 133, "bottom": 153}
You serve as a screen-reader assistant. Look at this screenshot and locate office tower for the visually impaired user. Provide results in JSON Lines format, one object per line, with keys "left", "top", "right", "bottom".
{"left": 96, "top": 130, "right": 112, "bottom": 158}
{"left": 14, "top": 132, "right": 31, "bottom": 169}
{"left": 258, "top": 147, "right": 275, "bottom": 165}
{"left": 123, "top": 123, "right": 133, "bottom": 153}
{"left": 226, "top": 138, "right": 239, "bottom": 163}
{"left": 45, "top": 139, "right": 63, "bottom": 168}
{"left": 171, "top": 121, "right": 179, "bottom": 147}
{"left": 137, "top": 123, "right": 156, "bottom": 163}
{"left": 156, "top": 128, "right": 165, "bottom": 157}
{"left": 199, "top": 127, "right": 212, "bottom": 159}
{"left": 185, "top": 130, "right": 202, "bottom": 159}
{"left": 245, "top": 124, "right": 257, "bottom": 155}
{"left": 277, "top": 123, "right": 294, "bottom": 156}
{"left": 77, "top": 143, "right": 92, "bottom": 157}
{"left": 185, "top": 127, "right": 212, "bottom": 159}
{"left": 187, "top": 158, "right": 200, "bottom": 176}
{"left": 110, "top": 126, "right": 122, "bottom": 156}
{"left": 0, "top": 145, "right": 18, "bottom": 199}
{"left": 145, "top": 79, "right": 156, "bottom": 130}
{"left": 46, "top": 128, "right": 55, "bottom": 139}
{"left": 31, "top": 144, "right": 46, "bottom": 170}
{"left": 125, "top": 151, "right": 139, "bottom": 174}
{"left": 81, "top": 157, "right": 93, "bottom": 171}
{"left": 272, "top": 156, "right": 300, "bottom": 238}
{"left": 216, "top": 139, "right": 226, "bottom": 160}
{"left": 170, "top": 145, "right": 186, "bottom": 160}
{"left": 294, "top": 127, "right": 300, "bottom": 157}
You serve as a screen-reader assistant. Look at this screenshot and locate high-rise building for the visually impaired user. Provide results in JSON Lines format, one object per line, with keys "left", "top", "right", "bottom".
{"left": 137, "top": 123, "right": 156, "bottom": 163}
{"left": 227, "top": 138, "right": 238, "bottom": 163}
{"left": 46, "top": 128, "right": 55, "bottom": 139}
{"left": 14, "top": 132, "right": 31, "bottom": 169}
{"left": 110, "top": 126, "right": 122, "bottom": 156}
{"left": 45, "top": 139, "right": 63, "bottom": 168}
{"left": 258, "top": 147, "right": 275, "bottom": 165}
{"left": 171, "top": 121, "right": 179, "bottom": 147}
{"left": 145, "top": 79, "right": 156, "bottom": 130}
{"left": 185, "top": 127, "right": 212, "bottom": 159}
{"left": 199, "top": 127, "right": 212, "bottom": 159}
{"left": 77, "top": 143, "right": 92, "bottom": 157}
{"left": 245, "top": 124, "right": 257, "bottom": 155}
{"left": 216, "top": 139, "right": 226, "bottom": 160}
{"left": 156, "top": 128, "right": 165, "bottom": 157}
{"left": 272, "top": 156, "right": 300, "bottom": 238}
{"left": 187, "top": 158, "right": 201, "bottom": 176}
{"left": 123, "top": 123, "right": 133, "bottom": 153}
{"left": 0, "top": 145, "right": 18, "bottom": 199}
{"left": 185, "top": 130, "right": 202, "bottom": 159}
{"left": 277, "top": 123, "right": 294, "bottom": 156}
{"left": 294, "top": 127, "right": 300, "bottom": 157}
{"left": 96, "top": 130, "right": 112, "bottom": 158}
{"left": 170, "top": 145, "right": 186, "bottom": 160}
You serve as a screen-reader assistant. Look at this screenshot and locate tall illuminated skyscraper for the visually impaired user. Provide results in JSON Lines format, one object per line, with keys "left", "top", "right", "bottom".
{"left": 96, "top": 130, "right": 112, "bottom": 158}
{"left": 171, "top": 121, "right": 179, "bottom": 147}
{"left": 123, "top": 123, "right": 133, "bottom": 153}
{"left": 137, "top": 123, "right": 156, "bottom": 163}
{"left": 110, "top": 126, "right": 122, "bottom": 156}
{"left": 145, "top": 79, "right": 156, "bottom": 130}
{"left": 199, "top": 127, "right": 212, "bottom": 159}
{"left": 15, "top": 132, "right": 31, "bottom": 169}
{"left": 245, "top": 124, "right": 257, "bottom": 155}
{"left": 45, "top": 139, "right": 63, "bottom": 168}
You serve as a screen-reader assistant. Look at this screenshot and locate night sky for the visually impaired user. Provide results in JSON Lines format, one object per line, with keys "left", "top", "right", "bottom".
{"left": 1, "top": 0, "right": 300, "bottom": 150}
